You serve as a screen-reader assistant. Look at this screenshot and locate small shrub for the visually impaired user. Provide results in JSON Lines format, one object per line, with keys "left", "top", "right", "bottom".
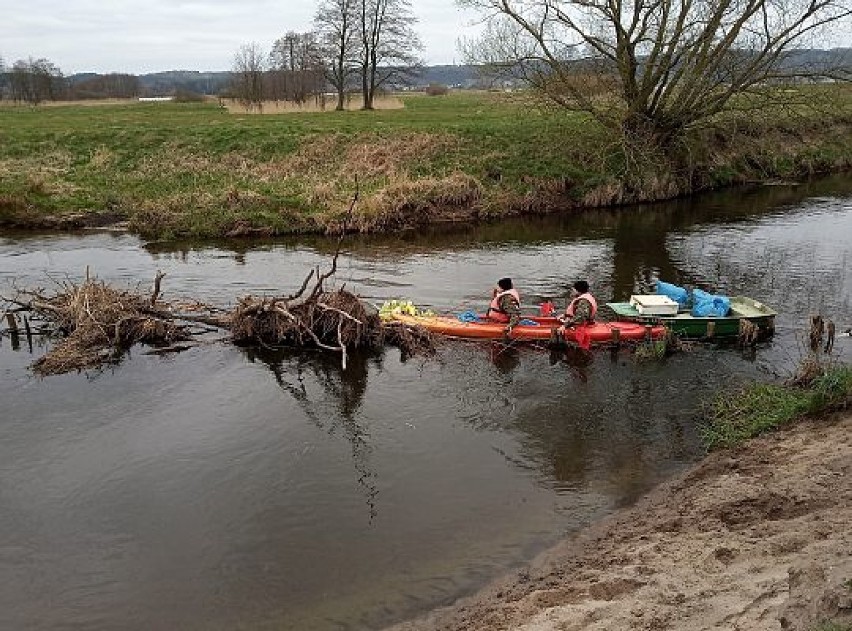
{"left": 173, "top": 89, "right": 205, "bottom": 103}
{"left": 424, "top": 83, "right": 449, "bottom": 96}
{"left": 703, "top": 363, "right": 852, "bottom": 450}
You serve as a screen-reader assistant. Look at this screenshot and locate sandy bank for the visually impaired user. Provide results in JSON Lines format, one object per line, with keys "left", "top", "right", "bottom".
{"left": 389, "top": 414, "right": 852, "bottom": 631}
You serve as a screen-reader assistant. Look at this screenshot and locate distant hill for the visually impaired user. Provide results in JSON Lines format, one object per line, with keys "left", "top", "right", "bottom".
{"left": 137, "top": 71, "right": 233, "bottom": 96}
{"left": 65, "top": 66, "right": 482, "bottom": 96}
{"left": 417, "top": 65, "right": 481, "bottom": 87}
{"left": 63, "top": 50, "right": 850, "bottom": 96}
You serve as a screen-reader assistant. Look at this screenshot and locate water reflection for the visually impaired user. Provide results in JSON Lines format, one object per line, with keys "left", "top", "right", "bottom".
{"left": 243, "top": 347, "right": 381, "bottom": 523}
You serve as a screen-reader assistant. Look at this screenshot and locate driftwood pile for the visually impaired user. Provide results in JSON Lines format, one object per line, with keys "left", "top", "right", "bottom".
{"left": 1, "top": 266, "right": 435, "bottom": 376}
{"left": 2, "top": 271, "right": 191, "bottom": 375}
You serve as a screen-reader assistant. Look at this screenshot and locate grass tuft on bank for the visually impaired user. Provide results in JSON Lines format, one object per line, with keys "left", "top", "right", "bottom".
{"left": 703, "top": 363, "right": 852, "bottom": 450}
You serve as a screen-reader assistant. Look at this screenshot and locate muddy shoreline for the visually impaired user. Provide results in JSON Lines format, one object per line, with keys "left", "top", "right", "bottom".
{"left": 388, "top": 413, "right": 852, "bottom": 631}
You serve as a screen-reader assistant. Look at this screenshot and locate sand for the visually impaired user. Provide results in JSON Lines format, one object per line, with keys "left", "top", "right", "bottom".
{"left": 389, "top": 413, "right": 852, "bottom": 631}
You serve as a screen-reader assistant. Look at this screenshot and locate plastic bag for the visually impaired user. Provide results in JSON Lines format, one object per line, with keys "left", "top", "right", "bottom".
{"left": 458, "top": 310, "right": 481, "bottom": 323}
{"left": 379, "top": 299, "right": 435, "bottom": 320}
{"left": 691, "top": 289, "right": 731, "bottom": 317}
{"left": 656, "top": 280, "right": 689, "bottom": 307}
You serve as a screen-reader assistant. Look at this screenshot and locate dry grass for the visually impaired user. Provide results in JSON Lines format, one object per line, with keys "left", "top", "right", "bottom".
{"left": 20, "top": 278, "right": 188, "bottom": 375}
{"left": 580, "top": 180, "right": 625, "bottom": 206}
{"left": 0, "top": 98, "right": 142, "bottom": 108}
{"left": 222, "top": 95, "right": 405, "bottom": 115}
{"left": 0, "top": 151, "right": 74, "bottom": 178}
{"left": 133, "top": 144, "right": 226, "bottom": 178}
{"left": 341, "top": 132, "right": 460, "bottom": 178}
{"left": 353, "top": 173, "right": 483, "bottom": 232}
{"left": 88, "top": 146, "right": 115, "bottom": 170}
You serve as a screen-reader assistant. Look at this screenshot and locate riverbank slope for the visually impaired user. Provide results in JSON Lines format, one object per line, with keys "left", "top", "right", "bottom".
{"left": 2, "top": 89, "right": 851, "bottom": 240}
{"left": 389, "top": 412, "right": 852, "bottom": 631}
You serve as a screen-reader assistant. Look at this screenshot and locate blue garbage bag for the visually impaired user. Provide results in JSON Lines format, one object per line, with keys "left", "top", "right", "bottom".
{"left": 458, "top": 309, "right": 481, "bottom": 323}
{"left": 519, "top": 319, "right": 539, "bottom": 326}
{"left": 656, "top": 280, "right": 689, "bottom": 307}
{"left": 691, "top": 288, "right": 731, "bottom": 317}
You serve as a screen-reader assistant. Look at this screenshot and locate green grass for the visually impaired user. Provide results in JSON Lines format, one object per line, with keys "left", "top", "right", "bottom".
{"left": 703, "top": 364, "right": 852, "bottom": 450}
{"left": 1, "top": 88, "right": 851, "bottom": 239}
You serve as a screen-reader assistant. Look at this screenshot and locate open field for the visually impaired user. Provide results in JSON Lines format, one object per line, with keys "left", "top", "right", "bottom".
{"left": 1, "top": 89, "right": 851, "bottom": 239}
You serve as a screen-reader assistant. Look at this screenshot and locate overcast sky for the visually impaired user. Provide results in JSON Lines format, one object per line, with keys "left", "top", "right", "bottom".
{"left": 1, "top": 0, "right": 485, "bottom": 74}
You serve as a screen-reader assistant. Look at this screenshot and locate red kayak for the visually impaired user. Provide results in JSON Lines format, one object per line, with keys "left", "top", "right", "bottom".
{"left": 389, "top": 313, "right": 666, "bottom": 344}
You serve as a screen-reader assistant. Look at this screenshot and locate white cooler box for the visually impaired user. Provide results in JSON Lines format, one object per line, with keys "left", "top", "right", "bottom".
{"left": 629, "top": 294, "right": 680, "bottom": 316}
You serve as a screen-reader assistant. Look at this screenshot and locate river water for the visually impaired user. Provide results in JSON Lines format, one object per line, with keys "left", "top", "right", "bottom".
{"left": 1, "top": 176, "right": 850, "bottom": 630}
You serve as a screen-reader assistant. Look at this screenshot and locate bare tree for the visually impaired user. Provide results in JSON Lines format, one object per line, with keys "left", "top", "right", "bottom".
{"left": 459, "top": 0, "right": 852, "bottom": 149}
{"left": 0, "top": 56, "right": 6, "bottom": 101}
{"left": 315, "top": 0, "right": 360, "bottom": 110}
{"left": 68, "top": 73, "right": 140, "bottom": 100}
{"left": 231, "top": 43, "right": 266, "bottom": 111}
{"left": 8, "top": 57, "right": 65, "bottom": 105}
{"left": 358, "top": 0, "right": 423, "bottom": 110}
{"left": 269, "top": 32, "right": 325, "bottom": 104}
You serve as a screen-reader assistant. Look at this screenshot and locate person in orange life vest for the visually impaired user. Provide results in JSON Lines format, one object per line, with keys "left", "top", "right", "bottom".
{"left": 486, "top": 277, "right": 521, "bottom": 332}
{"left": 559, "top": 280, "right": 598, "bottom": 326}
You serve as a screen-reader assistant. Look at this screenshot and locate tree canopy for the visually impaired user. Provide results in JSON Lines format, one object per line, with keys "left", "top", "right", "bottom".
{"left": 460, "top": 0, "right": 852, "bottom": 146}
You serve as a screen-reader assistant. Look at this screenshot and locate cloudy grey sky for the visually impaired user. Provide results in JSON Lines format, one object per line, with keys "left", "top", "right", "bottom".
{"left": 1, "top": 0, "right": 484, "bottom": 74}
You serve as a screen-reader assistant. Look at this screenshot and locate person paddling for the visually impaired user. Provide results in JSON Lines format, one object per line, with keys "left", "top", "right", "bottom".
{"left": 486, "top": 277, "right": 521, "bottom": 333}
{"left": 559, "top": 280, "right": 598, "bottom": 326}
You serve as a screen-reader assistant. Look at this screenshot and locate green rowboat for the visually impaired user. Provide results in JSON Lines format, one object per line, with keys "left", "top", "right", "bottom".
{"left": 605, "top": 296, "right": 777, "bottom": 339}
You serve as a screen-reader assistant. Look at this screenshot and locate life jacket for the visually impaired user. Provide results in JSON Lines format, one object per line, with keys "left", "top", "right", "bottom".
{"left": 487, "top": 288, "right": 521, "bottom": 323}
{"left": 565, "top": 293, "right": 598, "bottom": 321}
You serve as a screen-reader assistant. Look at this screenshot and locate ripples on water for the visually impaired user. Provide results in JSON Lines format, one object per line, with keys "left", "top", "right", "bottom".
{"left": 1, "top": 176, "right": 850, "bottom": 630}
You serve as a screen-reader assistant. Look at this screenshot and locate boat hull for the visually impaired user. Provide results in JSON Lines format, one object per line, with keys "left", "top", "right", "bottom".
{"left": 390, "top": 313, "right": 667, "bottom": 343}
{"left": 605, "top": 296, "right": 777, "bottom": 339}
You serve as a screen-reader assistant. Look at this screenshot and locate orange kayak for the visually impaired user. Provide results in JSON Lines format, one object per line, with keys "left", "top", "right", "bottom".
{"left": 390, "top": 313, "right": 667, "bottom": 344}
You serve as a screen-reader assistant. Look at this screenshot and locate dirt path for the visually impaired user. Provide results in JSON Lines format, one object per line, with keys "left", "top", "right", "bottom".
{"left": 389, "top": 414, "right": 852, "bottom": 631}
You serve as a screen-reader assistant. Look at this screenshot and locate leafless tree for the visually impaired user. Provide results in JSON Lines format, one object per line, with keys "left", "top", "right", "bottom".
{"left": 358, "top": 0, "right": 423, "bottom": 109}
{"left": 315, "top": 0, "right": 360, "bottom": 110}
{"left": 231, "top": 43, "right": 266, "bottom": 111}
{"left": 269, "top": 32, "right": 325, "bottom": 104}
{"left": 459, "top": 0, "right": 852, "bottom": 149}
{"left": 68, "top": 73, "right": 140, "bottom": 100}
{"left": 8, "top": 57, "right": 65, "bottom": 105}
{"left": 0, "top": 56, "right": 5, "bottom": 99}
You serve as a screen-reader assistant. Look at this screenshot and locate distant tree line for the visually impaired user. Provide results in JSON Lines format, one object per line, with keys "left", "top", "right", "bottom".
{"left": 0, "top": 57, "right": 65, "bottom": 104}
{"left": 0, "top": 56, "right": 143, "bottom": 104}
{"left": 230, "top": 0, "right": 423, "bottom": 111}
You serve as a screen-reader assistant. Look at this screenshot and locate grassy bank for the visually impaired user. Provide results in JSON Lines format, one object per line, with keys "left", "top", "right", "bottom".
{"left": 1, "top": 88, "right": 851, "bottom": 239}
{"left": 703, "top": 363, "right": 852, "bottom": 450}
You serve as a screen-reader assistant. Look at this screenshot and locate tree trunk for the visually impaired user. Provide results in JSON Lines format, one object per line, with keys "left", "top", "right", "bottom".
{"left": 361, "top": 62, "right": 373, "bottom": 110}
{"left": 622, "top": 111, "right": 679, "bottom": 152}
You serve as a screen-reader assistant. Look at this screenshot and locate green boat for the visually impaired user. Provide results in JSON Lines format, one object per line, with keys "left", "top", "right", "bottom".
{"left": 605, "top": 296, "right": 777, "bottom": 339}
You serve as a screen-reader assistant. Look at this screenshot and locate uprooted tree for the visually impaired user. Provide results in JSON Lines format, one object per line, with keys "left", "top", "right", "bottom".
{"left": 459, "top": 0, "right": 852, "bottom": 168}
{"left": 0, "top": 264, "right": 436, "bottom": 376}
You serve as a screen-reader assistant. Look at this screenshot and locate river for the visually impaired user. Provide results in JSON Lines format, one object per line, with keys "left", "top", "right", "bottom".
{"left": 1, "top": 175, "right": 850, "bottom": 630}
